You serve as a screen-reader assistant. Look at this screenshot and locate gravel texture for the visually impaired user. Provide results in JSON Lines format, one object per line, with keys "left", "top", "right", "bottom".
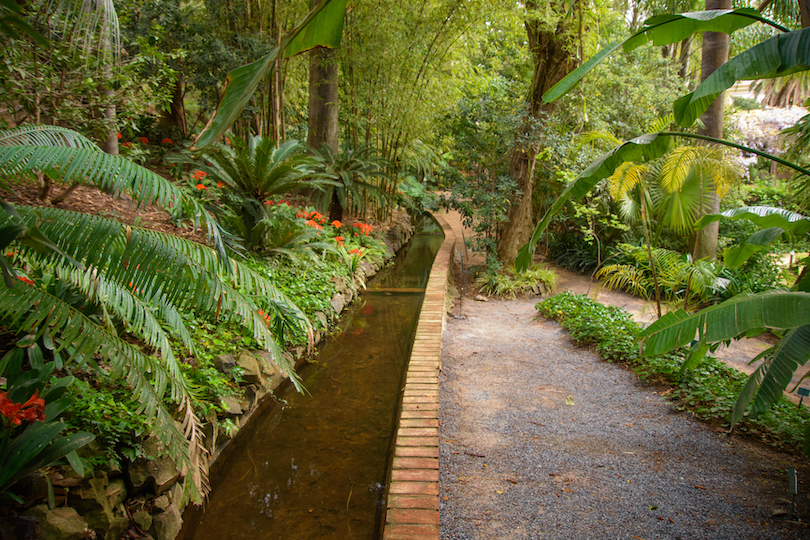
{"left": 439, "top": 298, "right": 810, "bottom": 540}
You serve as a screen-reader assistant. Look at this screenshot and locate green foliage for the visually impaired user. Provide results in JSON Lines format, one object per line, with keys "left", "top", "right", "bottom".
{"left": 1, "top": 354, "right": 94, "bottom": 499}
{"left": 62, "top": 379, "right": 149, "bottom": 467}
{"left": 396, "top": 175, "right": 439, "bottom": 214}
{"left": 476, "top": 263, "right": 558, "bottom": 299}
{"left": 309, "top": 143, "right": 394, "bottom": 220}
{"left": 537, "top": 292, "right": 810, "bottom": 453}
{"left": 596, "top": 243, "right": 720, "bottom": 309}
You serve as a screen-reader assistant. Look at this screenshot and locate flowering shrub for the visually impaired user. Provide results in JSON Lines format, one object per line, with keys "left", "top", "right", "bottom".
{"left": 138, "top": 137, "right": 149, "bottom": 145}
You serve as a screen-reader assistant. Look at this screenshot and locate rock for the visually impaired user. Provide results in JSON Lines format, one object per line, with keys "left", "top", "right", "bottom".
{"left": 0, "top": 515, "right": 37, "bottom": 540}
{"left": 235, "top": 350, "right": 264, "bottom": 386}
{"left": 12, "top": 471, "right": 49, "bottom": 500}
{"left": 151, "top": 503, "right": 182, "bottom": 540}
{"left": 315, "top": 311, "right": 329, "bottom": 328}
{"left": 128, "top": 439, "right": 181, "bottom": 497}
{"left": 24, "top": 505, "right": 89, "bottom": 540}
{"left": 213, "top": 353, "right": 236, "bottom": 374}
{"left": 153, "top": 495, "right": 170, "bottom": 510}
{"left": 133, "top": 510, "right": 153, "bottom": 532}
{"left": 330, "top": 293, "right": 346, "bottom": 315}
{"left": 220, "top": 395, "right": 244, "bottom": 415}
{"left": 474, "top": 294, "right": 489, "bottom": 302}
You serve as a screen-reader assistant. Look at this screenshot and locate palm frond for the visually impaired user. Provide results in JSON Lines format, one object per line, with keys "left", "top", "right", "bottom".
{"left": 607, "top": 161, "right": 648, "bottom": 200}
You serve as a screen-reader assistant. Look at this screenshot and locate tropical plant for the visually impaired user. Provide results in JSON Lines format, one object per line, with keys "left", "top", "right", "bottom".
{"left": 595, "top": 244, "right": 719, "bottom": 310}
{"left": 1, "top": 356, "right": 94, "bottom": 501}
{"left": 0, "top": 125, "right": 312, "bottom": 501}
{"left": 309, "top": 143, "right": 393, "bottom": 222}
{"left": 476, "top": 263, "right": 558, "bottom": 299}
{"left": 169, "top": 136, "right": 322, "bottom": 203}
{"left": 514, "top": 8, "right": 810, "bottom": 454}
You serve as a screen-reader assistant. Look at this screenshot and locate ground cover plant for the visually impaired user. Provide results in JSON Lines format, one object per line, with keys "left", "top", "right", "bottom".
{"left": 537, "top": 291, "right": 810, "bottom": 454}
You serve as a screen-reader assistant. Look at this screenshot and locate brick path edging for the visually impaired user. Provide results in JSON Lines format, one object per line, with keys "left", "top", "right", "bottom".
{"left": 382, "top": 214, "right": 455, "bottom": 540}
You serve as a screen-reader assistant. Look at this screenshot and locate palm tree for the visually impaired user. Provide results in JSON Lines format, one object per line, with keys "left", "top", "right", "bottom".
{"left": 0, "top": 125, "right": 311, "bottom": 501}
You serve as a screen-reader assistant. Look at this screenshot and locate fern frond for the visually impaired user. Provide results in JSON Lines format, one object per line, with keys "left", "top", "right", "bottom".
{"left": 595, "top": 264, "right": 651, "bottom": 298}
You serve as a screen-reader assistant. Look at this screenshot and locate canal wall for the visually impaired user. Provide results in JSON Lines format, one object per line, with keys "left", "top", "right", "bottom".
{"left": 382, "top": 213, "right": 455, "bottom": 540}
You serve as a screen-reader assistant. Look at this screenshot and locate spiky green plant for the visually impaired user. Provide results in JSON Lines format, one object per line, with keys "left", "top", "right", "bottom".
{"left": 0, "top": 125, "right": 311, "bottom": 502}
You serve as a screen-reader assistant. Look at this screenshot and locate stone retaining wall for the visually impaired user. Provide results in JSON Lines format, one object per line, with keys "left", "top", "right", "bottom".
{"left": 382, "top": 213, "right": 455, "bottom": 540}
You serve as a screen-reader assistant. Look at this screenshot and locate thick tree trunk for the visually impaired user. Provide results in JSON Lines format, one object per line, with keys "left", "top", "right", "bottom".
{"left": 307, "top": 45, "right": 339, "bottom": 152}
{"left": 162, "top": 79, "right": 188, "bottom": 137}
{"left": 693, "top": 0, "right": 731, "bottom": 261}
{"left": 496, "top": 3, "right": 577, "bottom": 267}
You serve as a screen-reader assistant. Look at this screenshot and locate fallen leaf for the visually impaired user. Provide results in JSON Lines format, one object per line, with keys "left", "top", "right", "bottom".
{"left": 496, "top": 490, "right": 503, "bottom": 494}
{"left": 443, "top": 496, "right": 449, "bottom": 500}
{"left": 649, "top": 506, "right": 658, "bottom": 510}
{"left": 507, "top": 478, "right": 517, "bottom": 484}
{"left": 668, "top": 518, "right": 674, "bottom": 523}
{"left": 564, "top": 395, "right": 575, "bottom": 406}
{"left": 694, "top": 485, "right": 706, "bottom": 490}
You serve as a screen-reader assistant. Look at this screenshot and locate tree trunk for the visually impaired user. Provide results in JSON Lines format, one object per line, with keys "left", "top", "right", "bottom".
{"left": 307, "top": 45, "right": 339, "bottom": 153}
{"left": 693, "top": 0, "right": 731, "bottom": 261}
{"left": 99, "top": 3, "right": 117, "bottom": 155}
{"left": 496, "top": 2, "right": 577, "bottom": 267}
{"left": 162, "top": 78, "right": 188, "bottom": 137}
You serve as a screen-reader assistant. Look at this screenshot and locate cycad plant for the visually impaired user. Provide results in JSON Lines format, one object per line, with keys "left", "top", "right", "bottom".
{"left": 0, "top": 125, "right": 311, "bottom": 501}
{"left": 309, "top": 143, "right": 393, "bottom": 222}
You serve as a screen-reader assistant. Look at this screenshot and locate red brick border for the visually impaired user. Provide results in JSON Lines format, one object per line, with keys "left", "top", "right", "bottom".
{"left": 382, "top": 214, "right": 454, "bottom": 540}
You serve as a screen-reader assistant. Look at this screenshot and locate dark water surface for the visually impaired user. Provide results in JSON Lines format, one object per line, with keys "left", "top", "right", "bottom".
{"left": 179, "top": 227, "right": 443, "bottom": 540}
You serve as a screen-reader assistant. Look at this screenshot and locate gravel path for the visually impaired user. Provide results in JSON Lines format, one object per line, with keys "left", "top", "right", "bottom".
{"left": 439, "top": 298, "right": 810, "bottom": 540}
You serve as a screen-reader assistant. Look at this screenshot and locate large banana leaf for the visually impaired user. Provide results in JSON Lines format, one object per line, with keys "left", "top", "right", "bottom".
{"left": 193, "top": 0, "right": 346, "bottom": 151}
{"left": 695, "top": 207, "right": 810, "bottom": 267}
{"left": 542, "top": 8, "right": 781, "bottom": 103}
{"left": 675, "top": 27, "right": 810, "bottom": 127}
{"left": 640, "top": 291, "right": 810, "bottom": 356}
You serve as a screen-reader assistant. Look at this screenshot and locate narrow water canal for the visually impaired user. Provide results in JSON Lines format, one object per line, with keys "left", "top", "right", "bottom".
{"left": 179, "top": 218, "right": 443, "bottom": 540}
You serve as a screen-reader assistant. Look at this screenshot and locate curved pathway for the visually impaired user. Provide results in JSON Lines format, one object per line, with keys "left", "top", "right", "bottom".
{"left": 439, "top": 298, "right": 810, "bottom": 539}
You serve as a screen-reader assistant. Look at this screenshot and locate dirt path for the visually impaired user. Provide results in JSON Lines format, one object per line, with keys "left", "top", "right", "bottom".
{"left": 439, "top": 298, "right": 810, "bottom": 539}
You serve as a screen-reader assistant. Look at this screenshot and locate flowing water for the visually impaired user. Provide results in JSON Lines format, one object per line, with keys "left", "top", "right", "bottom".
{"left": 179, "top": 221, "right": 443, "bottom": 540}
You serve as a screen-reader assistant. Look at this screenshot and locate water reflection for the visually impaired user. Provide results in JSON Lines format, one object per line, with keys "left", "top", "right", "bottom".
{"left": 179, "top": 231, "right": 443, "bottom": 540}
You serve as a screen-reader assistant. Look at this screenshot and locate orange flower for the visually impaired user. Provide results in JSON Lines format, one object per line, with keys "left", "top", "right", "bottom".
{"left": 138, "top": 137, "right": 149, "bottom": 145}
{"left": 0, "top": 389, "right": 46, "bottom": 426}
{"left": 116, "top": 132, "right": 122, "bottom": 139}
{"left": 16, "top": 276, "right": 33, "bottom": 285}
{"left": 162, "top": 137, "right": 173, "bottom": 145}
{"left": 123, "top": 142, "right": 133, "bottom": 148}
{"left": 331, "top": 220, "right": 342, "bottom": 228}
{"left": 334, "top": 236, "right": 344, "bottom": 246}
{"left": 305, "top": 219, "right": 323, "bottom": 230}
{"left": 265, "top": 200, "right": 275, "bottom": 206}
{"left": 225, "top": 137, "right": 231, "bottom": 145}
{"left": 196, "top": 184, "right": 207, "bottom": 190}
{"left": 217, "top": 182, "right": 224, "bottom": 188}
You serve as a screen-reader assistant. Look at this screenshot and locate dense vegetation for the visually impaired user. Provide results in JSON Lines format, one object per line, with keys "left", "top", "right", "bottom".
{"left": 1, "top": 0, "right": 810, "bottom": 529}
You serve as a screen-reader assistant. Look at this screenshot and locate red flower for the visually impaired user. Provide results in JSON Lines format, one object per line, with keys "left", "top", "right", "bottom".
{"left": 224, "top": 137, "right": 231, "bottom": 145}
{"left": 0, "top": 389, "right": 46, "bottom": 426}
{"left": 138, "top": 137, "right": 149, "bottom": 145}
{"left": 217, "top": 182, "right": 225, "bottom": 188}
{"left": 16, "top": 276, "right": 33, "bottom": 285}
{"left": 162, "top": 138, "right": 173, "bottom": 145}
{"left": 265, "top": 200, "right": 275, "bottom": 206}
{"left": 116, "top": 132, "right": 122, "bottom": 140}
{"left": 193, "top": 170, "right": 207, "bottom": 180}
{"left": 123, "top": 142, "right": 133, "bottom": 148}
{"left": 196, "top": 184, "right": 207, "bottom": 190}
{"left": 305, "top": 219, "right": 323, "bottom": 230}
{"left": 334, "top": 236, "right": 344, "bottom": 246}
